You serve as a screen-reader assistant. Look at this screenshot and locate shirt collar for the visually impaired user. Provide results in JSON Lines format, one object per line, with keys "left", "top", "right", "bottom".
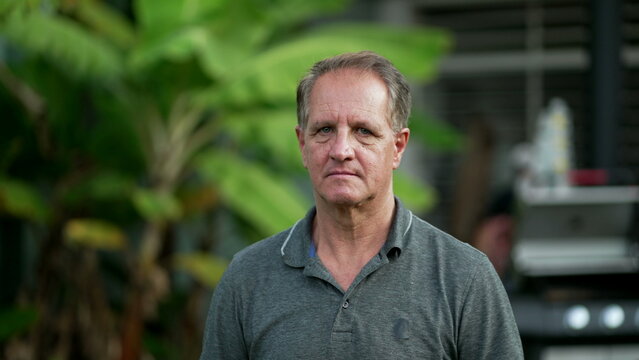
{"left": 280, "top": 198, "right": 414, "bottom": 268}
{"left": 381, "top": 197, "right": 413, "bottom": 258}
{"left": 281, "top": 207, "right": 316, "bottom": 268}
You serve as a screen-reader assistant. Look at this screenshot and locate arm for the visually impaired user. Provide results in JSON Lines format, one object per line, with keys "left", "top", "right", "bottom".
{"left": 457, "top": 256, "right": 524, "bottom": 359}
{"left": 200, "top": 270, "right": 248, "bottom": 360}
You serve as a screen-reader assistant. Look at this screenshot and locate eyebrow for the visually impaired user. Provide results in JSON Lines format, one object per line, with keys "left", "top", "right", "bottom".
{"left": 307, "top": 118, "right": 386, "bottom": 132}
{"left": 307, "top": 120, "right": 335, "bottom": 130}
{"left": 350, "top": 119, "right": 383, "bottom": 132}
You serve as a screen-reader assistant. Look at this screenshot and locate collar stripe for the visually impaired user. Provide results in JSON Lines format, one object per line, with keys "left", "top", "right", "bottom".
{"left": 280, "top": 219, "right": 302, "bottom": 256}
{"left": 403, "top": 212, "right": 413, "bottom": 238}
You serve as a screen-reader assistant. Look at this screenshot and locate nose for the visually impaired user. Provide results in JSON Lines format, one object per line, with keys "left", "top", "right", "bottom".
{"left": 329, "top": 130, "right": 354, "bottom": 161}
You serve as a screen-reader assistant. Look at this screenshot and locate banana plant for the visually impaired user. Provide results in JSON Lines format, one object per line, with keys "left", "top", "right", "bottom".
{"left": 0, "top": 0, "right": 453, "bottom": 359}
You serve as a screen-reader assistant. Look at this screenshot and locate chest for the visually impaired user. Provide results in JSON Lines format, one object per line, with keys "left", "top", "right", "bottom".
{"left": 241, "top": 260, "right": 460, "bottom": 360}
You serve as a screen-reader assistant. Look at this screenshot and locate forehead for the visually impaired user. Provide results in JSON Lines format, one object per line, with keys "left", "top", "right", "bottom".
{"left": 308, "top": 69, "right": 390, "bottom": 122}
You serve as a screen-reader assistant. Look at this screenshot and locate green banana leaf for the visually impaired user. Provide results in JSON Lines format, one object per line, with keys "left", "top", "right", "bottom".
{"left": 129, "top": 0, "right": 351, "bottom": 80}
{"left": 393, "top": 170, "right": 437, "bottom": 214}
{"left": 409, "top": 110, "right": 465, "bottom": 151}
{"left": 1, "top": 11, "right": 123, "bottom": 80}
{"left": 73, "top": 0, "right": 136, "bottom": 49}
{"left": 62, "top": 171, "right": 135, "bottom": 206}
{"left": 0, "top": 0, "right": 23, "bottom": 16}
{"left": 173, "top": 252, "right": 229, "bottom": 287}
{"left": 132, "top": 188, "right": 183, "bottom": 222}
{"left": 196, "top": 150, "right": 310, "bottom": 236}
{"left": 204, "top": 23, "right": 451, "bottom": 107}
{"left": 0, "top": 178, "right": 49, "bottom": 223}
{"left": 128, "top": 25, "right": 229, "bottom": 79}
{"left": 256, "top": 0, "right": 347, "bottom": 26}
{"left": 219, "top": 108, "right": 303, "bottom": 170}
{"left": 135, "top": 0, "right": 226, "bottom": 36}
{"left": 64, "top": 218, "right": 127, "bottom": 250}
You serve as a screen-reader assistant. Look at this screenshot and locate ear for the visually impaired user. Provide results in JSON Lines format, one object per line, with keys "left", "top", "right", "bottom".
{"left": 295, "top": 125, "right": 308, "bottom": 168}
{"left": 392, "top": 128, "right": 410, "bottom": 170}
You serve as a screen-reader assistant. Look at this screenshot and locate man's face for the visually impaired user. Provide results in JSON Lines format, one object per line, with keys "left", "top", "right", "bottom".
{"left": 296, "top": 69, "right": 409, "bottom": 207}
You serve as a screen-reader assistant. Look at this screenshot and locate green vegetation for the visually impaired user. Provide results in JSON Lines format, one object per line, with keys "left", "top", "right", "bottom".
{"left": 0, "top": 0, "right": 454, "bottom": 359}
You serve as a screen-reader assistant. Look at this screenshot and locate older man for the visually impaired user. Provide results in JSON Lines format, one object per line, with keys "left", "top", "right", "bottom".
{"left": 200, "top": 51, "right": 523, "bottom": 359}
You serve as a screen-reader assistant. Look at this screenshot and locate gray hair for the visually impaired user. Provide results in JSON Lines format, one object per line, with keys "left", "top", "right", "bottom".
{"left": 296, "top": 51, "right": 411, "bottom": 132}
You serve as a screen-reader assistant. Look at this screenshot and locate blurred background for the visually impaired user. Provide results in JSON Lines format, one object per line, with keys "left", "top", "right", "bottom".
{"left": 0, "top": 0, "right": 638, "bottom": 359}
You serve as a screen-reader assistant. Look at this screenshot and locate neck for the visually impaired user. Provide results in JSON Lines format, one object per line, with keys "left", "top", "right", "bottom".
{"left": 316, "top": 193, "right": 394, "bottom": 251}
{"left": 311, "top": 193, "right": 396, "bottom": 291}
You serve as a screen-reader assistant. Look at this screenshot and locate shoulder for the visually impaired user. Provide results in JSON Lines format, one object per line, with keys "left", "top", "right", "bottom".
{"left": 223, "top": 228, "right": 290, "bottom": 277}
{"left": 404, "top": 214, "right": 499, "bottom": 298}
{"left": 409, "top": 215, "right": 489, "bottom": 268}
{"left": 215, "top": 227, "right": 296, "bottom": 298}
{"left": 406, "top": 214, "right": 509, "bottom": 308}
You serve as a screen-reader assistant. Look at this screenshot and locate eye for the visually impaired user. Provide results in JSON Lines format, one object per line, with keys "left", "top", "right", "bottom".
{"left": 319, "top": 127, "right": 332, "bottom": 134}
{"left": 357, "top": 128, "right": 372, "bottom": 135}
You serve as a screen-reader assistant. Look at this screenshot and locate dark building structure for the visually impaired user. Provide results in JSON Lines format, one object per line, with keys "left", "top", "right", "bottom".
{"left": 351, "top": 0, "right": 639, "bottom": 358}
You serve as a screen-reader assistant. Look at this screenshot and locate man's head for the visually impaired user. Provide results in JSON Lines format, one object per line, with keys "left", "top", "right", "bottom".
{"left": 295, "top": 52, "right": 411, "bottom": 207}
{"left": 296, "top": 51, "right": 411, "bottom": 133}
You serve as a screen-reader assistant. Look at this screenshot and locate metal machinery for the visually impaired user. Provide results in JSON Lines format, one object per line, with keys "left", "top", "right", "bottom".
{"left": 511, "top": 185, "right": 639, "bottom": 360}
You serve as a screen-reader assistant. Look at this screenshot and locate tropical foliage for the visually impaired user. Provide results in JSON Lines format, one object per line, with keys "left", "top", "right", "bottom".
{"left": 0, "top": 0, "right": 456, "bottom": 359}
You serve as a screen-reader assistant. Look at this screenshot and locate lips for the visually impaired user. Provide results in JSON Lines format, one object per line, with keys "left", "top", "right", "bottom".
{"left": 326, "top": 170, "right": 358, "bottom": 177}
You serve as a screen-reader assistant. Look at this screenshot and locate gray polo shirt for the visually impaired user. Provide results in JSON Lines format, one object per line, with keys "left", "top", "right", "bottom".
{"left": 200, "top": 200, "right": 523, "bottom": 359}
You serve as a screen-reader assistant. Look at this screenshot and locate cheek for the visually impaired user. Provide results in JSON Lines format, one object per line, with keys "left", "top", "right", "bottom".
{"left": 366, "top": 144, "right": 396, "bottom": 166}
{"left": 304, "top": 144, "right": 326, "bottom": 169}
{"left": 361, "top": 151, "right": 390, "bottom": 174}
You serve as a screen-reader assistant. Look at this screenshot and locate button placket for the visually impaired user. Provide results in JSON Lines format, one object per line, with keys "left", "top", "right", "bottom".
{"left": 331, "top": 295, "right": 354, "bottom": 346}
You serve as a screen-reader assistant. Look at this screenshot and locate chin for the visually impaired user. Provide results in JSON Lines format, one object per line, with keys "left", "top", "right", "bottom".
{"left": 318, "top": 191, "right": 370, "bottom": 207}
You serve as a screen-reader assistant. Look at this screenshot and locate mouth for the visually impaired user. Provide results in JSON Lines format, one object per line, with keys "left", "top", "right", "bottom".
{"left": 327, "top": 170, "right": 358, "bottom": 177}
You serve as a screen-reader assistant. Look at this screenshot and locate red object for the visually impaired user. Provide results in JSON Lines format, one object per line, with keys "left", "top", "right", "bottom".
{"left": 570, "top": 169, "right": 608, "bottom": 186}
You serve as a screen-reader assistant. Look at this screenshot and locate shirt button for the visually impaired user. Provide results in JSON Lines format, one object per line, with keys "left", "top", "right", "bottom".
{"left": 342, "top": 300, "right": 350, "bottom": 309}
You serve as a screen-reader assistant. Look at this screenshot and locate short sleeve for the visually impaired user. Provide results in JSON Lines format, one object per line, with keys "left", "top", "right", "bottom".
{"left": 457, "top": 256, "right": 524, "bottom": 359}
{"left": 199, "top": 267, "right": 248, "bottom": 360}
